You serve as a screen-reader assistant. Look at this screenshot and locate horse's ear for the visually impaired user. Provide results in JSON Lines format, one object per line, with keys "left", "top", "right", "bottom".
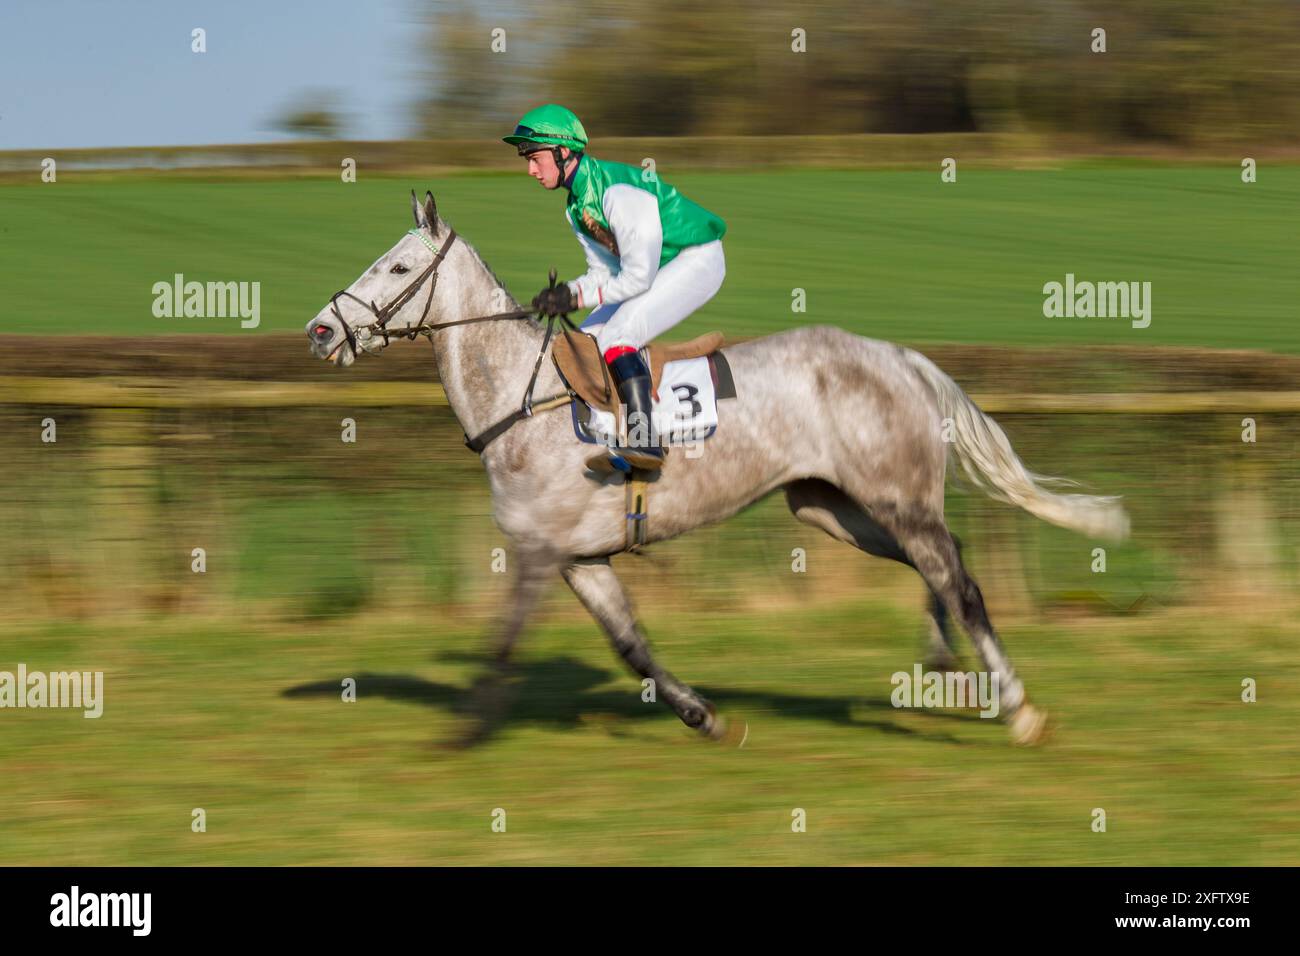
{"left": 423, "top": 191, "right": 438, "bottom": 236}
{"left": 410, "top": 189, "right": 421, "bottom": 228}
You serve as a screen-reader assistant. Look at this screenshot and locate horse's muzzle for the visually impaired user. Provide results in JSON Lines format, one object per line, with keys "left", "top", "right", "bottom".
{"left": 306, "top": 315, "right": 346, "bottom": 360}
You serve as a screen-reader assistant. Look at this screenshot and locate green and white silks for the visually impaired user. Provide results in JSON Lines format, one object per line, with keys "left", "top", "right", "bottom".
{"left": 563, "top": 155, "right": 726, "bottom": 310}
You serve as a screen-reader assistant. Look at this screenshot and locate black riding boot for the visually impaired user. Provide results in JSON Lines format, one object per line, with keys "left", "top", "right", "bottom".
{"left": 588, "top": 351, "right": 665, "bottom": 473}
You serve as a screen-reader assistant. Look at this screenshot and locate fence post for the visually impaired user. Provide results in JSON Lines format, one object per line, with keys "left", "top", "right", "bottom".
{"left": 90, "top": 407, "right": 158, "bottom": 616}
{"left": 1214, "top": 457, "right": 1284, "bottom": 600}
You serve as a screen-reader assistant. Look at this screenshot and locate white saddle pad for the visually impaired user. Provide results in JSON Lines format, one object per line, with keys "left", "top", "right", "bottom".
{"left": 572, "top": 355, "right": 720, "bottom": 446}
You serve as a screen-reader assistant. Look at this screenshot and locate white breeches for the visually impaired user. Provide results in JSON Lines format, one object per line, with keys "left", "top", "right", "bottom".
{"left": 580, "top": 240, "right": 726, "bottom": 353}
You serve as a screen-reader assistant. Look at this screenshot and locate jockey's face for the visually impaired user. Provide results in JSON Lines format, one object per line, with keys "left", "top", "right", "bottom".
{"left": 524, "top": 147, "right": 573, "bottom": 189}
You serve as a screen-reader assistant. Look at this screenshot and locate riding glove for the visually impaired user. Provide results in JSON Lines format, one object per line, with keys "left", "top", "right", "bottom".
{"left": 531, "top": 284, "right": 576, "bottom": 317}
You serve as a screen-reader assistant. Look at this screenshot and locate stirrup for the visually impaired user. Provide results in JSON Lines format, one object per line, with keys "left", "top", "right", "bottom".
{"left": 586, "top": 449, "right": 634, "bottom": 475}
{"left": 585, "top": 446, "right": 664, "bottom": 475}
{"left": 620, "top": 446, "right": 664, "bottom": 470}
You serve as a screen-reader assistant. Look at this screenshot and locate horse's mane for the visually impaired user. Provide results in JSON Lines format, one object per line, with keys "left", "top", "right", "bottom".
{"left": 446, "top": 219, "right": 542, "bottom": 333}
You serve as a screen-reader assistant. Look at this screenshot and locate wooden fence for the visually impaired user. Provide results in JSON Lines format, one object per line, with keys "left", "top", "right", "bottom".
{"left": 4, "top": 376, "right": 1300, "bottom": 413}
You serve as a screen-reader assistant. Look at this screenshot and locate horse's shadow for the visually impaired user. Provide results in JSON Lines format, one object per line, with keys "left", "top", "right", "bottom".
{"left": 284, "top": 652, "right": 988, "bottom": 746}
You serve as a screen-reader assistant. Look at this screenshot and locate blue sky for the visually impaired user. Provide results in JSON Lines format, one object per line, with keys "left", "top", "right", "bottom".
{"left": 0, "top": 0, "right": 428, "bottom": 149}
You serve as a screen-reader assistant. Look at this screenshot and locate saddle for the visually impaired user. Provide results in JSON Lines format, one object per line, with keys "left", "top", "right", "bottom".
{"left": 550, "top": 327, "right": 731, "bottom": 555}
{"left": 552, "top": 329, "right": 725, "bottom": 413}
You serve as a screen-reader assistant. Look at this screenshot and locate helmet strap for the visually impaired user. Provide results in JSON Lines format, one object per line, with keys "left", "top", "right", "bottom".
{"left": 557, "top": 149, "right": 581, "bottom": 189}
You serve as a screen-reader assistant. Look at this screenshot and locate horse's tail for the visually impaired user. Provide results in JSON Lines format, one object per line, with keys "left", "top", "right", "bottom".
{"left": 905, "top": 349, "right": 1130, "bottom": 542}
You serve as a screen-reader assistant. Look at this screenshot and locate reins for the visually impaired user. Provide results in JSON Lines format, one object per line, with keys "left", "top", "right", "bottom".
{"left": 463, "top": 309, "right": 582, "bottom": 454}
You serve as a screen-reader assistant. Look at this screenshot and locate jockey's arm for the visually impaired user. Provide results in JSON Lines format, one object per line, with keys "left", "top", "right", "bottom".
{"left": 567, "top": 185, "right": 663, "bottom": 308}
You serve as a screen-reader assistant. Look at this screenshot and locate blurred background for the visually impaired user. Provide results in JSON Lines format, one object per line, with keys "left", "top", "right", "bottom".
{"left": 8, "top": 0, "right": 1300, "bottom": 148}
{"left": 0, "top": 0, "right": 1297, "bottom": 866}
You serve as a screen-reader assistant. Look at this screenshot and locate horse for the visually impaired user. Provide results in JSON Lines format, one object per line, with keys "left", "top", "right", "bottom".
{"left": 305, "top": 190, "right": 1130, "bottom": 748}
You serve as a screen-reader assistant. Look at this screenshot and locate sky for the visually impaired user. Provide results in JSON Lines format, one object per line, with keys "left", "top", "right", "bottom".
{"left": 0, "top": 0, "right": 430, "bottom": 149}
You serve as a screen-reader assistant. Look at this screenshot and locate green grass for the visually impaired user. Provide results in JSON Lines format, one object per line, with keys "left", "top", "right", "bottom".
{"left": 0, "top": 597, "right": 1295, "bottom": 866}
{"left": 1, "top": 404, "right": 1296, "bottom": 866}
{"left": 3, "top": 165, "right": 1298, "bottom": 350}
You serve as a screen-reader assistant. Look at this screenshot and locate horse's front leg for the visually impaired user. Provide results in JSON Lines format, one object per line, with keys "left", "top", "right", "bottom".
{"left": 446, "top": 550, "right": 556, "bottom": 748}
{"left": 563, "top": 557, "right": 726, "bottom": 739}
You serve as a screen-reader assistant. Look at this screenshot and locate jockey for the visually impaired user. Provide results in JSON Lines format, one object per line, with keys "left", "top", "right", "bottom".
{"left": 504, "top": 104, "right": 727, "bottom": 473}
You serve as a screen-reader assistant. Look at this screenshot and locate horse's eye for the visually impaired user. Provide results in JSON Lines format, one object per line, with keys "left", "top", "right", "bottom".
{"left": 390, "top": 263, "right": 409, "bottom": 275}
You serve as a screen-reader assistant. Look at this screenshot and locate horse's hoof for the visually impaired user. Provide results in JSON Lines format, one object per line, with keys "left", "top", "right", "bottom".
{"left": 680, "top": 701, "right": 720, "bottom": 739}
{"left": 1008, "top": 703, "right": 1048, "bottom": 746}
{"left": 702, "top": 711, "right": 727, "bottom": 741}
{"left": 697, "top": 702, "right": 742, "bottom": 744}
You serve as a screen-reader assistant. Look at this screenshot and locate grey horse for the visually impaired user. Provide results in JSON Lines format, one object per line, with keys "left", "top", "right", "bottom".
{"left": 306, "top": 192, "right": 1129, "bottom": 747}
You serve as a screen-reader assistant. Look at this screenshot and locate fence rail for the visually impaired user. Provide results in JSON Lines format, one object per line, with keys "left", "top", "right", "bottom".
{"left": 0, "top": 133, "right": 1045, "bottom": 175}
{"left": 2, "top": 376, "right": 1298, "bottom": 413}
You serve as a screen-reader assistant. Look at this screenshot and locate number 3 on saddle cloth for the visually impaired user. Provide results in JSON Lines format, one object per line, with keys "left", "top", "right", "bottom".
{"left": 551, "top": 329, "right": 738, "bottom": 449}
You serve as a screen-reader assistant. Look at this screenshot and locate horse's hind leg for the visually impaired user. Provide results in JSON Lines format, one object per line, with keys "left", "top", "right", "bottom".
{"left": 562, "top": 557, "right": 726, "bottom": 740}
{"left": 921, "top": 534, "right": 972, "bottom": 671}
{"left": 784, "top": 479, "right": 960, "bottom": 669}
{"left": 923, "top": 587, "right": 961, "bottom": 671}
{"left": 867, "top": 502, "right": 1047, "bottom": 745}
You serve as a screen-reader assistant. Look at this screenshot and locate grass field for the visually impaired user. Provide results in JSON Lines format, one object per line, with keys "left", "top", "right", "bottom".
{"left": 2, "top": 164, "right": 1299, "bottom": 351}
{"left": 1, "top": 595, "right": 1296, "bottom": 866}
{"left": 0, "top": 398, "right": 1296, "bottom": 865}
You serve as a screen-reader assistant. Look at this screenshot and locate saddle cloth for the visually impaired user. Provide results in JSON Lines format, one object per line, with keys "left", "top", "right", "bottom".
{"left": 553, "top": 329, "right": 737, "bottom": 447}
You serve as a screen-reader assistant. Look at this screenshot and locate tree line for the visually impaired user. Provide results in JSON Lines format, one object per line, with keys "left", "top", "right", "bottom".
{"left": 417, "top": 0, "right": 1300, "bottom": 147}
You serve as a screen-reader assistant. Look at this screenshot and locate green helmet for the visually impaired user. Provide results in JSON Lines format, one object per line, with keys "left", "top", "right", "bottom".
{"left": 503, "top": 104, "right": 588, "bottom": 153}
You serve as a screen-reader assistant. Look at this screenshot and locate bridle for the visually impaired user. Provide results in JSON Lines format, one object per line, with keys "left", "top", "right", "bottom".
{"left": 328, "top": 226, "right": 481, "bottom": 352}
{"left": 323, "top": 225, "right": 578, "bottom": 454}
